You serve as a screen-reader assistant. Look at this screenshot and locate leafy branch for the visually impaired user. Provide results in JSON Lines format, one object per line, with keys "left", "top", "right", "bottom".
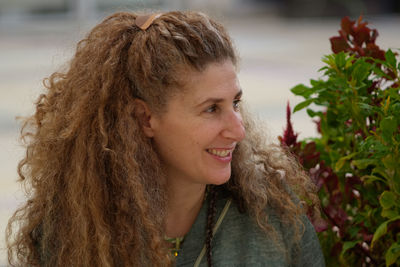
{"left": 280, "top": 16, "right": 400, "bottom": 266}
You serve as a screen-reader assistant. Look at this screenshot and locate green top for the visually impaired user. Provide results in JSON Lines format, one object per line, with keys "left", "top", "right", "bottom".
{"left": 175, "top": 192, "right": 325, "bottom": 267}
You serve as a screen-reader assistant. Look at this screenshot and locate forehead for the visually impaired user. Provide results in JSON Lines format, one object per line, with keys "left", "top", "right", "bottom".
{"left": 176, "top": 60, "right": 240, "bottom": 104}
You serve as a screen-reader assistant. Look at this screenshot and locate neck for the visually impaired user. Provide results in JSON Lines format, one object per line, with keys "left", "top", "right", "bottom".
{"left": 165, "top": 180, "right": 206, "bottom": 238}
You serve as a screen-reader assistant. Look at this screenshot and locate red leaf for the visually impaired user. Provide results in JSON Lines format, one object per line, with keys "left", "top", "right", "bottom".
{"left": 367, "top": 81, "right": 379, "bottom": 94}
{"left": 330, "top": 36, "right": 350, "bottom": 54}
{"left": 280, "top": 102, "right": 298, "bottom": 147}
{"left": 325, "top": 205, "right": 348, "bottom": 228}
{"left": 311, "top": 216, "right": 330, "bottom": 232}
{"left": 330, "top": 190, "right": 343, "bottom": 205}
{"left": 313, "top": 118, "right": 321, "bottom": 133}
{"left": 366, "top": 42, "right": 385, "bottom": 60}
{"left": 341, "top": 16, "right": 354, "bottom": 35}
{"left": 338, "top": 29, "right": 348, "bottom": 40}
{"left": 322, "top": 167, "right": 339, "bottom": 192}
{"left": 362, "top": 232, "right": 373, "bottom": 242}
{"left": 331, "top": 16, "right": 384, "bottom": 60}
{"left": 370, "top": 29, "right": 379, "bottom": 43}
{"left": 344, "top": 175, "right": 361, "bottom": 200}
{"left": 309, "top": 166, "right": 324, "bottom": 190}
{"left": 331, "top": 242, "right": 342, "bottom": 257}
{"left": 355, "top": 46, "right": 365, "bottom": 56}
{"left": 353, "top": 26, "right": 371, "bottom": 46}
{"left": 357, "top": 15, "right": 364, "bottom": 25}
{"left": 301, "top": 142, "right": 320, "bottom": 169}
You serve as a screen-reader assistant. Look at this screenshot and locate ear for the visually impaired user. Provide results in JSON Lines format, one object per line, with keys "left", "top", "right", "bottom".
{"left": 133, "top": 99, "right": 156, "bottom": 138}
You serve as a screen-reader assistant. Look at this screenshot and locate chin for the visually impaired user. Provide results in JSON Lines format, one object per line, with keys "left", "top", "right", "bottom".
{"left": 208, "top": 174, "right": 231, "bottom": 185}
{"left": 212, "top": 180, "right": 229, "bottom": 186}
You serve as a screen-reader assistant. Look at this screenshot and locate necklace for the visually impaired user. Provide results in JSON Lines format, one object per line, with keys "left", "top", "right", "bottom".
{"left": 164, "top": 236, "right": 185, "bottom": 257}
{"left": 165, "top": 186, "right": 209, "bottom": 257}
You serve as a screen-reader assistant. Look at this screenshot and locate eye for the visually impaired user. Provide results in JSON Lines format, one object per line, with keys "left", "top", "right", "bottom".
{"left": 233, "top": 99, "right": 241, "bottom": 111}
{"left": 205, "top": 104, "right": 218, "bottom": 113}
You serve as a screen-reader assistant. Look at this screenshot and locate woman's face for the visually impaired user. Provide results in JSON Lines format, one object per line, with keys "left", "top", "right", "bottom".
{"left": 148, "top": 60, "right": 245, "bottom": 186}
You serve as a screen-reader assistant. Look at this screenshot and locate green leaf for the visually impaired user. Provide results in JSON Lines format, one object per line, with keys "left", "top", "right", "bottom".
{"left": 380, "top": 191, "right": 397, "bottom": 209}
{"left": 361, "top": 175, "right": 387, "bottom": 184}
{"left": 348, "top": 226, "right": 361, "bottom": 239}
{"left": 291, "top": 84, "right": 312, "bottom": 98}
{"left": 372, "top": 221, "right": 389, "bottom": 248}
{"left": 352, "top": 158, "right": 376, "bottom": 169}
{"left": 351, "top": 61, "right": 371, "bottom": 83}
{"left": 322, "top": 54, "right": 335, "bottom": 66}
{"left": 382, "top": 155, "right": 397, "bottom": 170}
{"left": 382, "top": 209, "right": 399, "bottom": 220}
{"left": 293, "top": 99, "right": 314, "bottom": 113}
{"left": 335, "top": 160, "right": 345, "bottom": 172}
{"left": 335, "top": 152, "right": 358, "bottom": 172}
{"left": 386, "top": 242, "right": 400, "bottom": 267}
{"left": 394, "top": 175, "right": 400, "bottom": 195}
{"left": 306, "top": 108, "right": 322, "bottom": 118}
{"left": 335, "top": 52, "right": 347, "bottom": 69}
{"left": 360, "top": 137, "right": 387, "bottom": 156}
{"left": 318, "top": 66, "right": 329, "bottom": 72}
{"left": 345, "top": 56, "right": 354, "bottom": 69}
{"left": 385, "top": 49, "right": 397, "bottom": 69}
{"left": 372, "top": 167, "right": 391, "bottom": 180}
{"left": 358, "top": 102, "right": 376, "bottom": 115}
{"left": 380, "top": 116, "right": 397, "bottom": 144}
{"left": 310, "top": 79, "right": 320, "bottom": 87}
{"left": 358, "top": 102, "right": 372, "bottom": 110}
{"left": 384, "top": 96, "right": 391, "bottom": 115}
{"left": 373, "top": 65, "right": 392, "bottom": 79}
{"left": 371, "top": 216, "right": 400, "bottom": 248}
{"left": 340, "top": 240, "right": 359, "bottom": 256}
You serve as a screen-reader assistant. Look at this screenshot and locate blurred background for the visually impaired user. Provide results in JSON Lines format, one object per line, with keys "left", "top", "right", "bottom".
{"left": 0, "top": 0, "right": 399, "bottom": 265}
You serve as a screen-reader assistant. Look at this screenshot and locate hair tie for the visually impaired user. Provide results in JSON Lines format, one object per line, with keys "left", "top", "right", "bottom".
{"left": 135, "top": 13, "right": 162, "bottom": 30}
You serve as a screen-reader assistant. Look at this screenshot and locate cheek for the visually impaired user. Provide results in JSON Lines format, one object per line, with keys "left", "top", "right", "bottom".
{"left": 154, "top": 116, "right": 222, "bottom": 157}
{"left": 154, "top": 122, "right": 197, "bottom": 155}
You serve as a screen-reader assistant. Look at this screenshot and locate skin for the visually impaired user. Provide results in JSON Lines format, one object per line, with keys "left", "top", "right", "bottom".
{"left": 140, "top": 60, "right": 245, "bottom": 238}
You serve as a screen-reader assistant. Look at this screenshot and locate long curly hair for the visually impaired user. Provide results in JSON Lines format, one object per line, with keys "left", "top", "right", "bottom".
{"left": 6, "top": 11, "right": 319, "bottom": 266}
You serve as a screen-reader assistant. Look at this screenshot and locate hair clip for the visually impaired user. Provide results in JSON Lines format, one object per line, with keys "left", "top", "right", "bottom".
{"left": 135, "top": 13, "right": 162, "bottom": 31}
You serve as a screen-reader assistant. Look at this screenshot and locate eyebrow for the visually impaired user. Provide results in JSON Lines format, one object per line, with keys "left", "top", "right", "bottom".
{"left": 196, "top": 89, "right": 243, "bottom": 107}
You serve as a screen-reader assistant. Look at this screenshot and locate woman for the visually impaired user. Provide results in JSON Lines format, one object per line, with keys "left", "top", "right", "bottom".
{"left": 6, "top": 11, "right": 325, "bottom": 266}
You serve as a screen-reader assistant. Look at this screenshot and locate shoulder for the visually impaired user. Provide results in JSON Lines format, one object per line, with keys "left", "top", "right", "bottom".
{"left": 212, "top": 198, "right": 287, "bottom": 266}
{"left": 290, "top": 215, "right": 326, "bottom": 267}
{"left": 211, "top": 197, "right": 325, "bottom": 267}
{"left": 176, "top": 191, "right": 325, "bottom": 267}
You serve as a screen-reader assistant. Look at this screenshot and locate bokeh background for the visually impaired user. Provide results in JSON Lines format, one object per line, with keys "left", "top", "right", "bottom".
{"left": 1, "top": 0, "right": 399, "bottom": 265}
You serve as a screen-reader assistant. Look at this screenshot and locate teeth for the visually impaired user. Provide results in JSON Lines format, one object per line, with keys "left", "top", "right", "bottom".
{"left": 207, "top": 149, "right": 230, "bottom": 157}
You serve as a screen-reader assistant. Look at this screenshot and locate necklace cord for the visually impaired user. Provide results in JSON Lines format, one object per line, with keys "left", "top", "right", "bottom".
{"left": 194, "top": 198, "right": 232, "bottom": 267}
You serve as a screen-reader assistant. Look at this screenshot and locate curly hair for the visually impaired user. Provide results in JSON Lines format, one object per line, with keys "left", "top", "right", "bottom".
{"left": 6, "top": 11, "right": 319, "bottom": 267}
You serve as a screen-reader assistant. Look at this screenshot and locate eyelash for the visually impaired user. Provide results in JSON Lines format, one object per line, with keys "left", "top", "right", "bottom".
{"left": 233, "top": 99, "right": 241, "bottom": 110}
{"left": 205, "top": 99, "right": 241, "bottom": 113}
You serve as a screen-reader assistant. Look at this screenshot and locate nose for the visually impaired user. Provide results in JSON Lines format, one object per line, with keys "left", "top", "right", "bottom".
{"left": 221, "top": 110, "right": 246, "bottom": 142}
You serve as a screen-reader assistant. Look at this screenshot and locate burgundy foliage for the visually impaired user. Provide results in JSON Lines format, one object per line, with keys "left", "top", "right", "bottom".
{"left": 330, "top": 16, "right": 385, "bottom": 60}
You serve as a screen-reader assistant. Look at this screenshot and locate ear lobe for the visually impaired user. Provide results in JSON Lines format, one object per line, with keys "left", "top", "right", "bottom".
{"left": 133, "top": 99, "right": 155, "bottom": 138}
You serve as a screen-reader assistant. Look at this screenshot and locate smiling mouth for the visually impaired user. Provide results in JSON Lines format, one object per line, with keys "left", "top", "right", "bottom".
{"left": 206, "top": 149, "right": 232, "bottom": 157}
